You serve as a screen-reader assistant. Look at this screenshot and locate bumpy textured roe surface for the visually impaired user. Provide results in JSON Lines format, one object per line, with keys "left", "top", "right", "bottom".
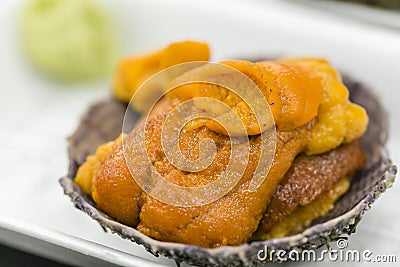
{"left": 280, "top": 58, "right": 368, "bottom": 155}
{"left": 136, "top": 116, "right": 309, "bottom": 247}
{"left": 166, "top": 58, "right": 368, "bottom": 155}
{"left": 167, "top": 60, "right": 324, "bottom": 135}
{"left": 76, "top": 113, "right": 309, "bottom": 247}
{"left": 92, "top": 124, "right": 146, "bottom": 227}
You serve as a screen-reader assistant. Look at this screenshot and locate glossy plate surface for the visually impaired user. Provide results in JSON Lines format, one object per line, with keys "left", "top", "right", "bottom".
{"left": 0, "top": 0, "right": 399, "bottom": 266}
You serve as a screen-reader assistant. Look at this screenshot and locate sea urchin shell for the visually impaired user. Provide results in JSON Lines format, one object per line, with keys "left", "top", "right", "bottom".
{"left": 60, "top": 75, "right": 397, "bottom": 266}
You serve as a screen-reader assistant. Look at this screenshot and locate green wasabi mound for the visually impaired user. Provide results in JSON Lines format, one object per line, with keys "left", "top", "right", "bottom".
{"left": 21, "top": 0, "right": 117, "bottom": 82}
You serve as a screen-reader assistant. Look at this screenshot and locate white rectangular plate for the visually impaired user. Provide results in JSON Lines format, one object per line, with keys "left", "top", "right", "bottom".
{"left": 0, "top": 0, "right": 399, "bottom": 266}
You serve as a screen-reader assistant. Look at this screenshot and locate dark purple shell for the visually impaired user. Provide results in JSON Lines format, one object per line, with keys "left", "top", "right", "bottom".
{"left": 60, "top": 75, "right": 397, "bottom": 266}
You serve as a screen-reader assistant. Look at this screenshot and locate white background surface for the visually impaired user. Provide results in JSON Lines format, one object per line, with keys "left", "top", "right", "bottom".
{"left": 0, "top": 0, "right": 399, "bottom": 266}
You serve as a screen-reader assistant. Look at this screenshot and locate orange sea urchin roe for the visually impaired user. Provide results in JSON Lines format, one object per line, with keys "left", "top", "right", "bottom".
{"left": 256, "top": 61, "right": 324, "bottom": 131}
{"left": 167, "top": 58, "right": 367, "bottom": 153}
{"left": 112, "top": 40, "right": 210, "bottom": 106}
{"left": 75, "top": 113, "right": 310, "bottom": 247}
{"left": 279, "top": 58, "right": 368, "bottom": 155}
{"left": 74, "top": 133, "right": 143, "bottom": 227}
{"left": 75, "top": 135, "right": 122, "bottom": 195}
{"left": 167, "top": 60, "right": 324, "bottom": 135}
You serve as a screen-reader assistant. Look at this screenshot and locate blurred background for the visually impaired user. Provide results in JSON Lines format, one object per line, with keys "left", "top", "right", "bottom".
{"left": 0, "top": 0, "right": 399, "bottom": 266}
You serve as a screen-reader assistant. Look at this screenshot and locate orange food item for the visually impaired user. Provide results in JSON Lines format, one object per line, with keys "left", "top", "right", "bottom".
{"left": 167, "top": 60, "right": 324, "bottom": 134}
{"left": 92, "top": 129, "right": 144, "bottom": 227}
{"left": 90, "top": 113, "right": 309, "bottom": 247}
{"left": 278, "top": 58, "right": 368, "bottom": 155}
{"left": 137, "top": 121, "right": 308, "bottom": 247}
{"left": 74, "top": 135, "right": 122, "bottom": 195}
{"left": 112, "top": 41, "right": 210, "bottom": 104}
{"left": 257, "top": 61, "right": 324, "bottom": 131}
